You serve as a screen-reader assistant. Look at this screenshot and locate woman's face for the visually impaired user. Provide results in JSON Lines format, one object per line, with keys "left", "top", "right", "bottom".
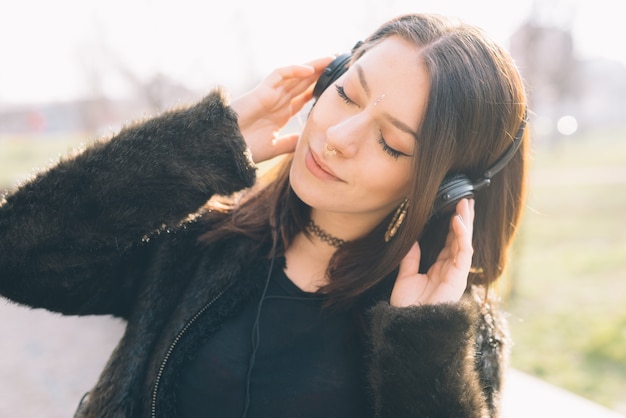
{"left": 290, "top": 36, "right": 430, "bottom": 233}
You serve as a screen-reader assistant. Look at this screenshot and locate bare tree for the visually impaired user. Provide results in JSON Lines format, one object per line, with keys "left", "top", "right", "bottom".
{"left": 509, "top": 0, "right": 580, "bottom": 142}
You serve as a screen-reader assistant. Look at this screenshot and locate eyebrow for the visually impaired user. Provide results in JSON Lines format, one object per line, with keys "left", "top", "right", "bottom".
{"left": 355, "top": 64, "right": 419, "bottom": 139}
{"left": 356, "top": 65, "right": 371, "bottom": 97}
{"left": 386, "top": 114, "right": 419, "bottom": 138}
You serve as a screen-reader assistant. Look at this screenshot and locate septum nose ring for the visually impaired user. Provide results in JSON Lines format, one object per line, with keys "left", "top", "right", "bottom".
{"left": 324, "top": 143, "right": 337, "bottom": 157}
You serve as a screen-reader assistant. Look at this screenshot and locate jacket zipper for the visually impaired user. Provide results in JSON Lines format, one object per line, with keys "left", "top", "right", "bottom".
{"left": 150, "top": 288, "right": 227, "bottom": 418}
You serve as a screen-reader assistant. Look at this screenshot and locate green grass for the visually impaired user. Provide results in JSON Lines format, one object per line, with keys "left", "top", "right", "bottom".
{"left": 505, "top": 129, "right": 626, "bottom": 413}
{"left": 1, "top": 129, "right": 625, "bottom": 413}
{"left": 0, "top": 134, "right": 89, "bottom": 189}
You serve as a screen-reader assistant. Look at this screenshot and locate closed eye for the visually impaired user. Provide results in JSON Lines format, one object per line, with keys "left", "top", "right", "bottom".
{"left": 378, "top": 135, "right": 405, "bottom": 160}
{"left": 336, "top": 84, "right": 410, "bottom": 160}
{"left": 335, "top": 85, "right": 356, "bottom": 106}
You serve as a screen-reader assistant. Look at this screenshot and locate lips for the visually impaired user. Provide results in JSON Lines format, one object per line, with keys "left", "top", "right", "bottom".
{"left": 305, "top": 148, "right": 343, "bottom": 181}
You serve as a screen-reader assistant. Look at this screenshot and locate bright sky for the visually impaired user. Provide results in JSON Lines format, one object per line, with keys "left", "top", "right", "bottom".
{"left": 0, "top": 0, "right": 622, "bottom": 105}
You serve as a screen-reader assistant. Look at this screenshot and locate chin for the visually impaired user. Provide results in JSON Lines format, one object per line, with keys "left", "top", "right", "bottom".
{"left": 289, "top": 165, "right": 333, "bottom": 213}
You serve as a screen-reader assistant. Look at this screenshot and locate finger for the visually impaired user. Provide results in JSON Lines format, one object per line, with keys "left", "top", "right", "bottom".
{"left": 454, "top": 198, "right": 474, "bottom": 242}
{"left": 391, "top": 242, "right": 427, "bottom": 307}
{"left": 424, "top": 273, "right": 467, "bottom": 304}
{"left": 304, "top": 56, "right": 335, "bottom": 72}
{"left": 263, "top": 64, "right": 316, "bottom": 91}
{"left": 457, "top": 198, "right": 474, "bottom": 230}
{"left": 439, "top": 201, "right": 468, "bottom": 259}
{"left": 271, "top": 71, "right": 318, "bottom": 107}
{"left": 275, "top": 57, "right": 334, "bottom": 92}
{"left": 277, "top": 64, "right": 316, "bottom": 79}
{"left": 286, "top": 75, "right": 316, "bottom": 98}
{"left": 271, "top": 133, "right": 299, "bottom": 156}
{"left": 274, "top": 59, "right": 333, "bottom": 85}
{"left": 451, "top": 200, "right": 474, "bottom": 270}
{"left": 289, "top": 87, "right": 314, "bottom": 114}
{"left": 397, "top": 241, "right": 421, "bottom": 278}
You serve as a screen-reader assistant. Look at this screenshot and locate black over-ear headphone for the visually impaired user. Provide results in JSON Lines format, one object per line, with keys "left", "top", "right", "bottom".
{"left": 312, "top": 49, "right": 528, "bottom": 217}
{"left": 313, "top": 52, "right": 353, "bottom": 99}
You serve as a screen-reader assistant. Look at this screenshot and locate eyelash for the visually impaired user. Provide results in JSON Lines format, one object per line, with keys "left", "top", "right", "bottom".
{"left": 378, "top": 136, "right": 402, "bottom": 160}
{"left": 335, "top": 84, "right": 353, "bottom": 105}
{"left": 335, "top": 84, "right": 404, "bottom": 160}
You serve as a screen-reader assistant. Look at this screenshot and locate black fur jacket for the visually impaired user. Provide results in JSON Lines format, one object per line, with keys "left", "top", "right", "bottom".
{"left": 0, "top": 89, "right": 509, "bottom": 418}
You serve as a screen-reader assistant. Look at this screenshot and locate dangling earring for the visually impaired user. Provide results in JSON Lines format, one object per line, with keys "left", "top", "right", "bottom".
{"left": 385, "top": 198, "right": 409, "bottom": 242}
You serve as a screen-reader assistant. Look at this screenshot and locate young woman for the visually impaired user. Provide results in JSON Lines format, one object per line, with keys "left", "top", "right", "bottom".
{"left": 0, "top": 13, "right": 528, "bottom": 418}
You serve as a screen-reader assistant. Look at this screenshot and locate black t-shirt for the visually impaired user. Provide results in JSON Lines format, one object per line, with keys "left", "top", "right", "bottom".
{"left": 176, "top": 266, "right": 372, "bottom": 418}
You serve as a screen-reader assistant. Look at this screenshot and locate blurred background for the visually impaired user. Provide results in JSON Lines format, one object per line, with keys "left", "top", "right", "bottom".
{"left": 0, "top": 0, "right": 624, "bottom": 416}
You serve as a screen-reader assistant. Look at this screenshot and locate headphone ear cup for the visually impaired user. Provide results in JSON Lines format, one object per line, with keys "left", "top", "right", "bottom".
{"left": 313, "top": 52, "right": 352, "bottom": 99}
{"left": 433, "top": 174, "right": 476, "bottom": 216}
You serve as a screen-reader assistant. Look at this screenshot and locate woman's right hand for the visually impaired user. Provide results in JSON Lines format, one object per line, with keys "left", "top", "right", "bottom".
{"left": 231, "top": 56, "right": 333, "bottom": 163}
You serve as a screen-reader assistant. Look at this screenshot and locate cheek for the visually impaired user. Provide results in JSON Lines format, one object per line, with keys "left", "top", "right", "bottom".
{"left": 355, "top": 159, "right": 413, "bottom": 202}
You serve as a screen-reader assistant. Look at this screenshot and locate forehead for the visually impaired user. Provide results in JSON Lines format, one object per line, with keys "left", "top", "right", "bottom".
{"left": 350, "top": 37, "right": 431, "bottom": 131}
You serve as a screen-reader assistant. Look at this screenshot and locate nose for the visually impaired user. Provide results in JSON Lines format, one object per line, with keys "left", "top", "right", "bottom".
{"left": 325, "top": 114, "right": 368, "bottom": 158}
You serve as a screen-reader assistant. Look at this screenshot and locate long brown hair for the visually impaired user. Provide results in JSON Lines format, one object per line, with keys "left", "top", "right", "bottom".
{"left": 201, "top": 13, "right": 529, "bottom": 308}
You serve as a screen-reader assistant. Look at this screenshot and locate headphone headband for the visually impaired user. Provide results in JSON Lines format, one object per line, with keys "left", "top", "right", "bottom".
{"left": 482, "top": 107, "right": 527, "bottom": 181}
{"left": 312, "top": 53, "right": 351, "bottom": 99}
{"left": 313, "top": 42, "right": 362, "bottom": 100}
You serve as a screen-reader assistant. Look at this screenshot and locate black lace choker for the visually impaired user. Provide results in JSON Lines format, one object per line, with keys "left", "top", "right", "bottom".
{"left": 306, "top": 220, "right": 347, "bottom": 248}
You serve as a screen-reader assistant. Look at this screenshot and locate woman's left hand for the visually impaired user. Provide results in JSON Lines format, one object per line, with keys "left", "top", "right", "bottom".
{"left": 390, "top": 199, "right": 475, "bottom": 307}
